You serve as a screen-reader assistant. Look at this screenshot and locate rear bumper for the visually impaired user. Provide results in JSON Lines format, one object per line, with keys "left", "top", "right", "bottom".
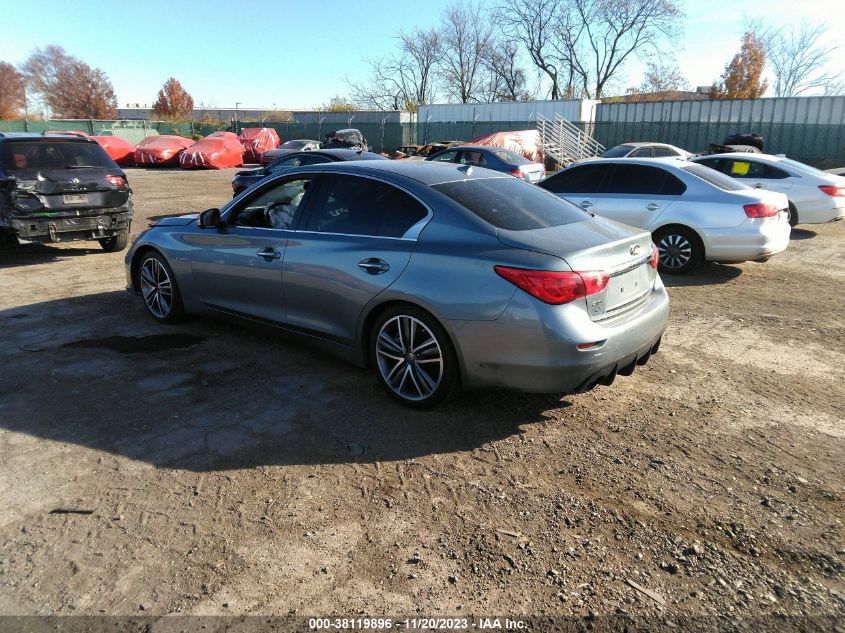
{"left": 5, "top": 207, "right": 132, "bottom": 243}
{"left": 795, "top": 199, "right": 845, "bottom": 224}
{"left": 703, "top": 218, "right": 791, "bottom": 263}
{"left": 448, "top": 277, "right": 670, "bottom": 393}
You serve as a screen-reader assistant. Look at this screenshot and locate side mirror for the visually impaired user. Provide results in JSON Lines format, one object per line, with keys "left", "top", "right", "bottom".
{"left": 198, "top": 207, "right": 221, "bottom": 229}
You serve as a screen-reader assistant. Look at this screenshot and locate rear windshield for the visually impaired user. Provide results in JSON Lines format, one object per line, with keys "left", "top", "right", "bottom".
{"left": 600, "top": 144, "right": 635, "bottom": 158}
{"left": 682, "top": 164, "right": 748, "bottom": 191}
{"left": 432, "top": 177, "right": 588, "bottom": 230}
{"left": 779, "top": 158, "right": 830, "bottom": 178}
{"left": 2, "top": 140, "right": 115, "bottom": 172}
{"left": 492, "top": 148, "right": 532, "bottom": 164}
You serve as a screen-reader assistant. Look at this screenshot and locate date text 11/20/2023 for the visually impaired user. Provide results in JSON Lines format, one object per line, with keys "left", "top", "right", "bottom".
{"left": 307, "top": 617, "right": 528, "bottom": 630}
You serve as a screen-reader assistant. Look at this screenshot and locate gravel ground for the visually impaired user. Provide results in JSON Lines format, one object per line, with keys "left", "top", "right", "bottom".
{"left": 0, "top": 167, "right": 843, "bottom": 630}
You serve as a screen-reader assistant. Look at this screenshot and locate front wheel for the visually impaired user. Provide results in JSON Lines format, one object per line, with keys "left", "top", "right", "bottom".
{"left": 652, "top": 226, "right": 703, "bottom": 274}
{"left": 99, "top": 230, "right": 129, "bottom": 252}
{"left": 370, "top": 306, "right": 459, "bottom": 408}
{"left": 138, "top": 251, "right": 185, "bottom": 323}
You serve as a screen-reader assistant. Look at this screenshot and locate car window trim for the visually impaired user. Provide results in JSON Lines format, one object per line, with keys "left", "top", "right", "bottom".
{"left": 296, "top": 169, "right": 434, "bottom": 241}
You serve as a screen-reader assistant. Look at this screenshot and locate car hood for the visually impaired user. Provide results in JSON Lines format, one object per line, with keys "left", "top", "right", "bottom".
{"left": 153, "top": 214, "right": 198, "bottom": 226}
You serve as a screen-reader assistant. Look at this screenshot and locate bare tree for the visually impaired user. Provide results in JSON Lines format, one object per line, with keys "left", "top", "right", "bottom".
{"left": 482, "top": 38, "right": 531, "bottom": 101}
{"left": 560, "top": 0, "right": 683, "bottom": 100}
{"left": 437, "top": 1, "right": 494, "bottom": 103}
{"left": 495, "top": 0, "right": 574, "bottom": 99}
{"left": 624, "top": 60, "right": 689, "bottom": 100}
{"left": 764, "top": 21, "right": 841, "bottom": 97}
{"left": 349, "top": 28, "right": 440, "bottom": 111}
{"left": 21, "top": 46, "right": 117, "bottom": 118}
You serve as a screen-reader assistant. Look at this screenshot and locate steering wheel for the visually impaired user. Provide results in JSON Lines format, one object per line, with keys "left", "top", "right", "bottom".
{"left": 264, "top": 199, "right": 293, "bottom": 229}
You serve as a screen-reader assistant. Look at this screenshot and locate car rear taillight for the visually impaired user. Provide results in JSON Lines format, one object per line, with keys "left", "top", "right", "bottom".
{"left": 819, "top": 185, "right": 845, "bottom": 197}
{"left": 494, "top": 266, "right": 609, "bottom": 305}
{"left": 510, "top": 168, "right": 525, "bottom": 179}
{"left": 105, "top": 175, "right": 126, "bottom": 187}
{"left": 649, "top": 243, "right": 659, "bottom": 269}
{"left": 743, "top": 202, "right": 778, "bottom": 218}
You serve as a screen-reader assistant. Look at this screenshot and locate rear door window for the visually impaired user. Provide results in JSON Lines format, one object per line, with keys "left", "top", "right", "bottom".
{"left": 433, "top": 177, "right": 587, "bottom": 230}
{"left": 458, "top": 151, "right": 487, "bottom": 167}
{"left": 653, "top": 146, "right": 678, "bottom": 157}
{"left": 539, "top": 164, "right": 609, "bottom": 194}
{"left": 605, "top": 164, "right": 686, "bottom": 195}
{"left": 629, "top": 147, "right": 654, "bottom": 157}
{"left": 304, "top": 174, "right": 427, "bottom": 238}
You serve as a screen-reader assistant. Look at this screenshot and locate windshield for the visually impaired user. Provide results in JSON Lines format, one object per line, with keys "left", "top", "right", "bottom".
{"left": 281, "top": 140, "right": 308, "bottom": 149}
{"left": 1, "top": 140, "right": 116, "bottom": 172}
{"left": 433, "top": 177, "right": 588, "bottom": 231}
{"left": 682, "top": 164, "right": 749, "bottom": 191}
{"left": 600, "top": 144, "right": 635, "bottom": 158}
{"left": 779, "top": 158, "right": 832, "bottom": 179}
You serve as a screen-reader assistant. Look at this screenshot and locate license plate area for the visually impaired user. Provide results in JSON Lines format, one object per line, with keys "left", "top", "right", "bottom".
{"left": 606, "top": 266, "right": 650, "bottom": 310}
{"left": 62, "top": 194, "right": 89, "bottom": 204}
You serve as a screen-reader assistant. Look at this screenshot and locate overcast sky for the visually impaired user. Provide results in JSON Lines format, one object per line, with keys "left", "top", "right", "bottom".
{"left": 1, "top": 0, "right": 843, "bottom": 109}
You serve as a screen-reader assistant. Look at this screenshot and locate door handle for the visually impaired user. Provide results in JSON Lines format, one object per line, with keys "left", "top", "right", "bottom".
{"left": 579, "top": 200, "right": 593, "bottom": 208}
{"left": 646, "top": 203, "right": 661, "bottom": 211}
{"left": 753, "top": 183, "right": 764, "bottom": 188}
{"left": 358, "top": 258, "right": 390, "bottom": 274}
{"left": 256, "top": 247, "right": 281, "bottom": 260}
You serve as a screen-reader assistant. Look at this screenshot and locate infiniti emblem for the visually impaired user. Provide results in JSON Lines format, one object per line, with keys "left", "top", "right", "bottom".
{"left": 629, "top": 244, "right": 641, "bottom": 256}
{"left": 71, "top": 178, "right": 80, "bottom": 185}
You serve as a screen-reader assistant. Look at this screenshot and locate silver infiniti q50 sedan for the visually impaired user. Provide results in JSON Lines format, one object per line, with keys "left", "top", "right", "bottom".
{"left": 126, "top": 161, "right": 669, "bottom": 407}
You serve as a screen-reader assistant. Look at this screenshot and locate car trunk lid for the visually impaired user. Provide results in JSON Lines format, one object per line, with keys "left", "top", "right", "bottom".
{"left": 497, "top": 216, "right": 657, "bottom": 321}
{"left": 9, "top": 169, "right": 130, "bottom": 216}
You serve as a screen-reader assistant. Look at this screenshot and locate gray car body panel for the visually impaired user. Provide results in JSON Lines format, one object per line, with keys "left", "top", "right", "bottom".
{"left": 127, "top": 161, "right": 669, "bottom": 393}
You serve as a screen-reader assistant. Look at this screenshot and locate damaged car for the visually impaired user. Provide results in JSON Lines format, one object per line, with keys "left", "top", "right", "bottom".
{"left": 0, "top": 133, "right": 133, "bottom": 252}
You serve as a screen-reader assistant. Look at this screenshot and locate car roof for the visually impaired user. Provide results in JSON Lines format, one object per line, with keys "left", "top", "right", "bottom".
{"left": 572, "top": 157, "right": 690, "bottom": 168}
{"left": 286, "top": 158, "right": 507, "bottom": 186}
{"left": 0, "top": 132, "right": 94, "bottom": 143}
{"left": 694, "top": 153, "right": 783, "bottom": 162}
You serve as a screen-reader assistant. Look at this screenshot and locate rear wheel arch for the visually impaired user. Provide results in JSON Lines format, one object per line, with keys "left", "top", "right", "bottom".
{"left": 360, "top": 300, "right": 461, "bottom": 370}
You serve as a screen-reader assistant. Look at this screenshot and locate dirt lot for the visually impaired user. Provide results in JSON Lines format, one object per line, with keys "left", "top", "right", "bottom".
{"left": 0, "top": 168, "right": 843, "bottom": 629}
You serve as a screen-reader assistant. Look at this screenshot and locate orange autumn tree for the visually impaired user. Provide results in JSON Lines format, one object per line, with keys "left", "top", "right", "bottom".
{"left": 151, "top": 78, "right": 194, "bottom": 120}
{"left": 711, "top": 32, "right": 768, "bottom": 99}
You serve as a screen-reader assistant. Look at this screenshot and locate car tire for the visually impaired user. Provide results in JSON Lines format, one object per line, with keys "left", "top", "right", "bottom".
{"left": 99, "top": 230, "right": 129, "bottom": 252}
{"left": 369, "top": 305, "right": 459, "bottom": 408}
{"left": 788, "top": 202, "right": 798, "bottom": 227}
{"left": 137, "top": 251, "right": 185, "bottom": 324}
{"left": 652, "top": 226, "right": 703, "bottom": 275}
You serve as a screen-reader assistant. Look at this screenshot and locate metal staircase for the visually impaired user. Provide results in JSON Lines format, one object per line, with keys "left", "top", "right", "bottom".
{"left": 537, "top": 114, "right": 605, "bottom": 167}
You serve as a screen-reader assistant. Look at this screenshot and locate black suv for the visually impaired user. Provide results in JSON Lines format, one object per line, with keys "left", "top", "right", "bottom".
{"left": 0, "top": 133, "right": 133, "bottom": 251}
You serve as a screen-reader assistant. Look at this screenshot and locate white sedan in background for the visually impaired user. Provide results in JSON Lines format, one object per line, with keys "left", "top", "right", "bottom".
{"left": 691, "top": 153, "right": 845, "bottom": 226}
{"left": 599, "top": 142, "right": 693, "bottom": 159}
{"left": 539, "top": 158, "right": 791, "bottom": 274}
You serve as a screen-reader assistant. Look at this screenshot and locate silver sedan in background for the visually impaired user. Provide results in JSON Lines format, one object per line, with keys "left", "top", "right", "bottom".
{"left": 126, "top": 162, "right": 669, "bottom": 407}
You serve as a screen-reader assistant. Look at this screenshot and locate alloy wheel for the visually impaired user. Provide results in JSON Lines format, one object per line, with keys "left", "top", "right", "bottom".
{"left": 375, "top": 315, "right": 443, "bottom": 402}
{"left": 140, "top": 257, "right": 173, "bottom": 319}
{"left": 657, "top": 233, "right": 692, "bottom": 270}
